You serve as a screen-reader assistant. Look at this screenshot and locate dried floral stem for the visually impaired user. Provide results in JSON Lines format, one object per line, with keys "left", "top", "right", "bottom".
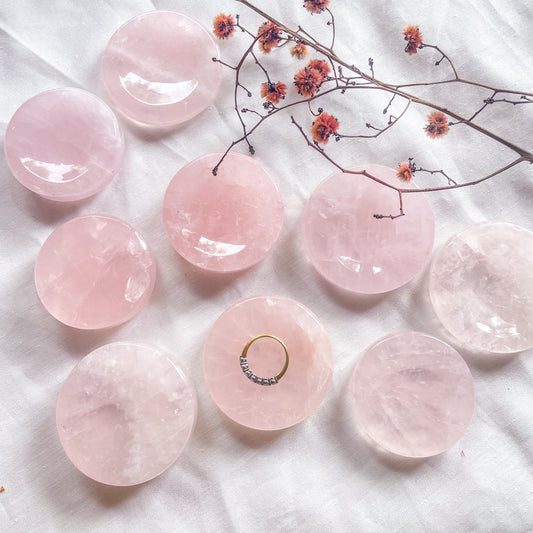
{"left": 217, "top": 0, "right": 532, "bottom": 216}
{"left": 293, "top": 112, "right": 525, "bottom": 217}
{"left": 291, "top": 115, "right": 400, "bottom": 192}
{"left": 234, "top": 0, "right": 532, "bottom": 161}
{"left": 401, "top": 156, "right": 525, "bottom": 194}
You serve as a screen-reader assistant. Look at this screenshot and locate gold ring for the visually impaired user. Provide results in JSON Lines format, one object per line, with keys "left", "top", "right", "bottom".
{"left": 239, "top": 334, "right": 289, "bottom": 386}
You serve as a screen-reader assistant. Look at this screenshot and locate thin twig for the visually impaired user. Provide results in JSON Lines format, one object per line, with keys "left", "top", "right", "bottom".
{"left": 374, "top": 191, "right": 405, "bottom": 219}
{"left": 251, "top": 51, "right": 271, "bottom": 82}
{"left": 326, "top": 8, "right": 336, "bottom": 51}
{"left": 402, "top": 157, "right": 525, "bottom": 193}
{"left": 383, "top": 93, "right": 396, "bottom": 115}
{"left": 414, "top": 167, "right": 457, "bottom": 186}
{"left": 241, "top": 108, "right": 264, "bottom": 119}
{"left": 339, "top": 98, "right": 412, "bottom": 139}
{"left": 420, "top": 43, "right": 459, "bottom": 79}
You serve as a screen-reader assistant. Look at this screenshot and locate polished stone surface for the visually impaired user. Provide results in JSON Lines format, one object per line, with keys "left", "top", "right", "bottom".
{"left": 163, "top": 152, "right": 284, "bottom": 272}
{"left": 4, "top": 88, "right": 124, "bottom": 201}
{"left": 302, "top": 164, "right": 434, "bottom": 293}
{"left": 429, "top": 222, "right": 533, "bottom": 353}
{"left": 35, "top": 214, "right": 156, "bottom": 329}
{"left": 203, "top": 295, "right": 333, "bottom": 430}
{"left": 102, "top": 11, "right": 222, "bottom": 127}
{"left": 350, "top": 332, "right": 475, "bottom": 457}
{"left": 56, "top": 342, "right": 197, "bottom": 486}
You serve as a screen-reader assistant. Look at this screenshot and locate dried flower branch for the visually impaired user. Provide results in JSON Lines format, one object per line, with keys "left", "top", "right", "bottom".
{"left": 212, "top": 0, "right": 532, "bottom": 217}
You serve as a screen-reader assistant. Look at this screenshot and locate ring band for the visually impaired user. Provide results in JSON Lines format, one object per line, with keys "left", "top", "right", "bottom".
{"left": 240, "top": 334, "right": 289, "bottom": 386}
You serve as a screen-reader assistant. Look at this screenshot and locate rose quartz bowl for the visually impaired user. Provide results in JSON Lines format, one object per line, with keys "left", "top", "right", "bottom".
{"left": 4, "top": 88, "right": 124, "bottom": 201}
{"left": 203, "top": 295, "right": 333, "bottom": 430}
{"left": 56, "top": 342, "right": 197, "bottom": 486}
{"left": 163, "top": 152, "right": 284, "bottom": 272}
{"left": 302, "top": 164, "right": 434, "bottom": 294}
{"left": 350, "top": 331, "right": 475, "bottom": 458}
{"left": 102, "top": 11, "right": 222, "bottom": 127}
{"left": 429, "top": 221, "right": 533, "bottom": 353}
{"left": 35, "top": 214, "right": 156, "bottom": 329}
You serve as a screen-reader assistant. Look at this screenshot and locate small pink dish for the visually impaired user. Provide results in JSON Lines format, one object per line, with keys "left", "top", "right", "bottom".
{"left": 35, "top": 214, "right": 156, "bottom": 329}
{"left": 57, "top": 342, "right": 197, "bottom": 486}
{"left": 350, "top": 331, "right": 475, "bottom": 457}
{"left": 163, "top": 152, "right": 284, "bottom": 272}
{"left": 203, "top": 295, "right": 333, "bottom": 431}
{"left": 5, "top": 88, "right": 124, "bottom": 201}
{"left": 102, "top": 11, "right": 222, "bottom": 127}
{"left": 302, "top": 164, "right": 434, "bottom": 294}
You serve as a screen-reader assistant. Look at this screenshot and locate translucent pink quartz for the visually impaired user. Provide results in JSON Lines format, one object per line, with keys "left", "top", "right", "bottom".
{"left": 351, "top": 332, "right": 475, "bottom": 457}
{"left": 35, "top": 215, "right": 156, "bottom": 329}
{"left": 56, "top": 342, "right": 197, "bottom": 486}
{"left": 203, "top": 296, "right": 333, "bottom": 430}
{"left": 430, "top": 222, "right": 533, "bottom": 353}
{"left": 163, "top": 152, "right": 284, "bottom": 272}
{"left": 102, "top": 11, "right": 222, "bottom": 127}
{"left": 4, "top": 88, "right": 124, "bottom": 201}
{"left": 302, "top": 165, "right": 434, "bottom": 294}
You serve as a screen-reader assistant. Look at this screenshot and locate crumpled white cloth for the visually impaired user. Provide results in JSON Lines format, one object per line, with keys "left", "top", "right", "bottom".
{"left": 1, "top": 1, "right": 532, "bottom": 531}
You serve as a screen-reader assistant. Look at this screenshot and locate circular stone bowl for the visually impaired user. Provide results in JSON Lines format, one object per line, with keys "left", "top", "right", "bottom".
{"left": 350, "top": 331, "right": 475, "bottom": 458}
{"left": 102, "top": 11, "right": 222, "bottom": 127}
{"left": 56, "top": 342, "right": 197, "bottom": 486}
{"left": 302, "top": 164, "right": 434, "bottom": 294}
{"left": 4, "top": 88, "right": 124, "bottom": 201}
{"left": 429, "top": 221, "right": 533, "bottom": 353}
{"left": 163, "top": 152, "right": 284, "bottom": 273}
{"left": 35, "top": 214, "right": 156, "bottom": 329}
{"left": 203, "top": 295, "right": 333, "bottom": 430}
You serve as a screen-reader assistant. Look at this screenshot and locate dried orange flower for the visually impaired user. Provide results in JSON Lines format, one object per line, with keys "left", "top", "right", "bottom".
{"left": 304, "top": 0, "right": 330, "bottom": 14}
{"left": 402, "top": 25, "right": 423, "bottom": 55}
{"left": 397, "top": 162, "right": 413, "bottom": 182}
{"left": 294, "top": 67, "right": 323, "bottom": 97}
{"left": 425, "top": 111, "right": 449, "bottom": 138}
{"left": 307, "top": 59, "right": 331, "bottom": 80}
{"left": 311, "top": 112, "right": 339, "bottom": 144}
{"left": 258, "top": 21, "right": 281, "bottom": 53}
{"left": 290, "top": 43, "right": 308, "bottom": 60}
{"left": 260, "top": 81, "right": 287, "bottom": 104}
{"left": 213, "top": 14, "right": 236, "bottom": 40}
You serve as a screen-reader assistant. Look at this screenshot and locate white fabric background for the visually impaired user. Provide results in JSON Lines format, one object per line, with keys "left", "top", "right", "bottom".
{"left": 1, "top": 0, "right": 532, "bottom": 531}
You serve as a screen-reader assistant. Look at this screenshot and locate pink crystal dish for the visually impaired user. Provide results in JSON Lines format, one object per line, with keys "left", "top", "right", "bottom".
{"left": 163, "top": 152, "right": 284, "bottom": 272}
{"left": 102, "top": 11, "right": 222, "bottom": 127}
{"left": 302, "top": 165, "right": 434, "bottom": 294}
{"left": 429, "top": 222, "right": 533, "bottom": 353}
{"left": 350, "top": 332, "right": 475, "bottom": 457}
{"left": 4, "top": 88, "right": 124, "bottom": 201}
{"left": 56, "top": 342, "right": 197, "bottom": 486}
{"left": 35, "top": 214, "right": 156, "bottom": 329}
{"left": 203, "top": 295, "right": 333, "bottom": 430}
